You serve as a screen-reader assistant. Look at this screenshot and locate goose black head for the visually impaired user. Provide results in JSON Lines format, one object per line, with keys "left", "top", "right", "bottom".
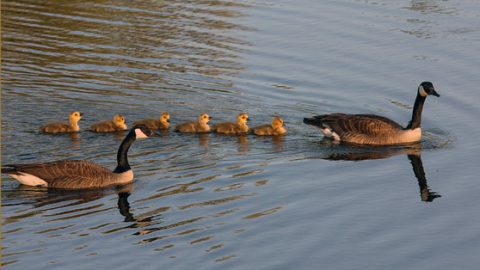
{"left": 132, "top": 124, "right": 153, "bottom": 139}
{"left": 419, "top": 81, "right": 440, "bottom": 97}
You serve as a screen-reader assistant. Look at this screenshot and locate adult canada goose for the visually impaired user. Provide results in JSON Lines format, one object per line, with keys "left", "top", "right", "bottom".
{"left": 134, "top": 112, "right": 170, "bottom": 130}
{"left": 213, "top": 113, "right": 249, "bottom": 135}
{"left": 175, "top": 113, "right": 212, "bottom": 133}
{"left": 252, "top": 116, "right": 287, "bottom": 136}
{"left": 303, "top": 82, "right": 440, "bottom": 145}
{"left": 90, "top": 114, "right": 128, "bottom": 132}
{"left": 2, "top": 125, "right": 152, "bottom": 189}
{"left": 40, "top": 111, "right": 83, "bottom": 133}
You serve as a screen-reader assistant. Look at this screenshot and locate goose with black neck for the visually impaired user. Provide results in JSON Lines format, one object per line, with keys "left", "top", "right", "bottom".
{"left": 2, "top": 125, "right": 153, "bottom": 189}
{"left": 303, "top": 82, "right": 440, "bottom": 145}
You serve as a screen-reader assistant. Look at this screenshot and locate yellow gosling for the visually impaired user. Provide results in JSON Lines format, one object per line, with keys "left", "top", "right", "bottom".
{"left": 175, "top": 113, "right": 212, "bottom": 133}
{"left": 252, "top": 116, "right": 287, "bottom": 136}
{"left": 134, "top": 112, "right": 170, "bottom": 130}
{"left": 40, "top": 111, "right": 83, "bottom": 133}
{"left": 90, "top": 114, "right": 128, "bottom": 133}
{"left": 213, "top": 113, "right": 249, "bottom": 135}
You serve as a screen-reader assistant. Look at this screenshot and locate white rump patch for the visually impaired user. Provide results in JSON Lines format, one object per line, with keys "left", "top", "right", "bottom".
{"left": 321, "top": 128, "right": 341, "bottom": 141}
{"left": 135, "top": 128, "right": 149, "bottom": 139}
{"left": 419, "top": 85, "right": 427, "bottom": 97}
{"left": 10, "top": 173, "right": 48, "bottom": 187}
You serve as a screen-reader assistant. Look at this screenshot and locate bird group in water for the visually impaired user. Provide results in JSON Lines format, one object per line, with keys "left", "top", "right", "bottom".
{"left": 3, "top": 82, "right": 440, "bottom": 189}
{"left": 38, "top": 111, "right": 288, "bottom": 136}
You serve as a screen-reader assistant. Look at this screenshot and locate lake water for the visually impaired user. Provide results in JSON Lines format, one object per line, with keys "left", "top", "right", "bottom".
{"left": 2, "top": 0, "right": 480, "bottom": 269}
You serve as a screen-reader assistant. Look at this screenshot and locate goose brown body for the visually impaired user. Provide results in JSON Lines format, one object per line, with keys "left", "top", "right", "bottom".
{"left": 40, "top": 111, "right": 82, "bottom": 133}
{"left": 90, "top": 114, "right": 127, "bottom": 132}
{"left": 303, "top": 82, "right": 440, "bottom": 145}
{"left": 213, "top": 113, "right": 249, "bottom": 135}
{"left": 2, "top": 161, "right": 130, "bottom": 189}
{"left": 134, "top": 112, "right": 170, "bottom": 130}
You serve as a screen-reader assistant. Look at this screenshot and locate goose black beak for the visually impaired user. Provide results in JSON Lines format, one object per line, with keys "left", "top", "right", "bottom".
{"left": 431, "top": 89, "right": 440, "bottom": 97}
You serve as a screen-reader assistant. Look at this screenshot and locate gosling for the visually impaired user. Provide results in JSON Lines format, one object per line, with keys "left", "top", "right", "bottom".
{"left": 213, "top": 113, "right": 249, "bottom": 135}
{"left": 251, "top": 116, "right": 286, "bottom": 136}
{"left": 175, "top": 113, "right": 212, "bottom": 133}
{"left": 40, "top": 111, "right": 83, "bottom": 133}
{"left": 90, "top": 114, "right": 128, "bottom": 133}
{"left": 134, "top": 112, "right": 170, "bottom": 130}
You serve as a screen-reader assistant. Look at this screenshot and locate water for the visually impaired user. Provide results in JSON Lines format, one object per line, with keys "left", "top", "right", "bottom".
{"left": 2, "top": 0, "right": 480, "bottom": 269}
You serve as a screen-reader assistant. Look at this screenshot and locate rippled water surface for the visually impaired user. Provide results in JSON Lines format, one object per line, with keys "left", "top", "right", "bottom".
{"left": 2, "top": 0, "right": 480, "bottom": 269}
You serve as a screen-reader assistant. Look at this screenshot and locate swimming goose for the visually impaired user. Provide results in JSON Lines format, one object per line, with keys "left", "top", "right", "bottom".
{"left": 134, "top": 112, "right": 170, "bottom": 130}
{"left": 175, "top": 113, "right": 212, "bottom": 133}
{"left": 252, "top": 116, "right": 287, "bottom": 136}
{"left": 2, "top": 125, "right": 152, "bottom": 189}
{"left": 303, "top": 82, "right": 440, "bottom": 145}
{"left": 213, "top": 113, "right": 249, "bottom": 135}
{"left": 40, "top": 111, "right": 83, "bottom": 133}
{"left": 90, "top": 114, "right": 128, "bottom": 132}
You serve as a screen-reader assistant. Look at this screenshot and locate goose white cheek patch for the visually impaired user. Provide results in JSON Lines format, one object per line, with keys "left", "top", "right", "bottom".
{"left": 419, "top": 85, "right": 428, "bottom": 97}
{"left": 135, "top": 128, "right": 149, "bottom": 139}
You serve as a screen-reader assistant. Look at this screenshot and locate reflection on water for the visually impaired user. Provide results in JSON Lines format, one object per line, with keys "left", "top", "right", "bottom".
{"left": 322, "top": 143, "right": 441, "bottom": 202}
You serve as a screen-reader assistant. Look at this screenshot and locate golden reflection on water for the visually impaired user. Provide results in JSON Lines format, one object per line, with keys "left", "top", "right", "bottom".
{"left": 2, "top": 0, "right": 251, "bottom": 100}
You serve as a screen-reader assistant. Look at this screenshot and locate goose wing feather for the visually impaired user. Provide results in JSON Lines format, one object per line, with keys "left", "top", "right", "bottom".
{"left": 315, "top": 113, "right": 403, "bottom": 136}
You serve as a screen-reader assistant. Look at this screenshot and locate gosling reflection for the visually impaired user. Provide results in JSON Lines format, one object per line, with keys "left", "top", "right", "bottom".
{"left": 197, "top": 133, "right": 210, "bottom": 148}
{"left": 323, "top": 143, "right": 441, "bottom": 202}
{"left": 237, "top": 135, "right": 249, "bottom": 154}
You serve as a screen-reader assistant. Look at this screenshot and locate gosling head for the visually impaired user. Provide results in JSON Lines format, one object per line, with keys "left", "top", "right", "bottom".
{"left": 418, "top": 81, "right": 440, "bottom": 98}
{"left": 198, "top": 113, "right": 212, "bottom": 125}
{"left": 237, "top": 113, "right": 249, "bottom": 125}
{"left": 132, "top": 124, "right": 153, "bottom": 139}
{"left": 271, "top": 116, "right": 284, "bottom": 130}
{"left": 113, "top": 114, "right": 127, "bottom": 129}
{"left": 69, "top": 111, "right": 83, "bottom": 123}
{"left": 160, "top": 112, "right": 170, "bottom": 126}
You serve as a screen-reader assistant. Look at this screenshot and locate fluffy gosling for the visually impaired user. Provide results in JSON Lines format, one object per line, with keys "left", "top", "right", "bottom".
{"left": 252, "top": 116, "right": 286, "bottom": 136}
{"left": 134, "top": 112, "right": 170, "bottom": 130}
{"left": 40, "top": 111, "right": 83, "bottom": 133}
{"left": 175, "top": 113, "right": 212, "bottom": 133}
{"left": 90, "top": 114, "right": 128, "bottom": 133}
{"left": 213, "top": 113, "right": 249, "bottom": 135}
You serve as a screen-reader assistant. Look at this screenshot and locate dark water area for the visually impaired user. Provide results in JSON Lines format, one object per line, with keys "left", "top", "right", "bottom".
{"left": 2, "top": 0, "right": 480, "bottom": 269}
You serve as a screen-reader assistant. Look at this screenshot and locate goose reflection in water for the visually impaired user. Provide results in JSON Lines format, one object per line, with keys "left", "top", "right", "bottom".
{"left": 321, "top": 142, "right": 441, "bottom": 202}
{"left": 2, "top": 183, "right": 135, "bottom": 223}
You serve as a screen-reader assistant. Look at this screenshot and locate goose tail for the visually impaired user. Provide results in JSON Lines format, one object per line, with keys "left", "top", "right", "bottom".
{"left": 1, "top": 165, "right": 18, "bottom": 175}
{"left": 303, "top": 116, "right": 324, "bottom": 127}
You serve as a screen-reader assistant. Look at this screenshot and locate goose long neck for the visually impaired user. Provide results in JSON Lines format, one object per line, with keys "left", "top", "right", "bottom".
{"left": 407, "top": 93, "right": 426, "bottom": 129}
{"left": 113, "top": 131, "right": 136, "bottom": 173}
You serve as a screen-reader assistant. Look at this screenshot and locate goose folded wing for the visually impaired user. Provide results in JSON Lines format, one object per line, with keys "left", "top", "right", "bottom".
{"left": 8, "top": 160, "right": 114, "bottom": 188}
{"left": 319, "top": 114, "right": 403, "bottom": 136}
